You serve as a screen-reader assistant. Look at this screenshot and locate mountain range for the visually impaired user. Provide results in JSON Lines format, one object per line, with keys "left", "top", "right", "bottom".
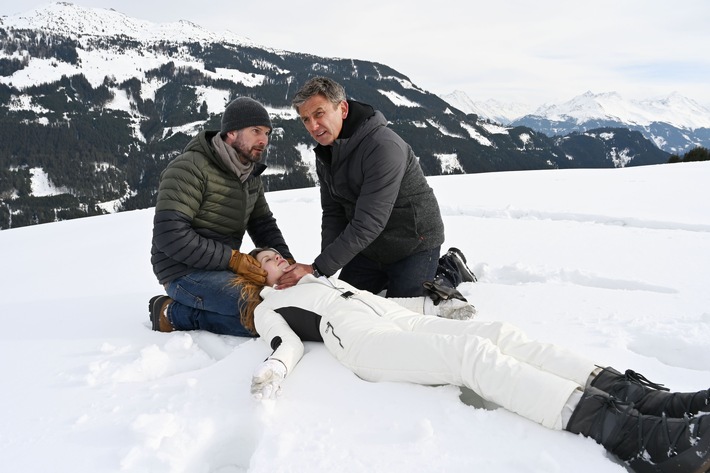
{"left": 0, "top": 2, "right": 681, "bottom": 229}
{"left": 442, "top": 90, "right": 710, "bottom": 155}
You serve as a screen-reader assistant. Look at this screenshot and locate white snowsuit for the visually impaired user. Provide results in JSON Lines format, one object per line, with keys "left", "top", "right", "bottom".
{"left": 254, "top": 275, "right": 597, "bottom": 429}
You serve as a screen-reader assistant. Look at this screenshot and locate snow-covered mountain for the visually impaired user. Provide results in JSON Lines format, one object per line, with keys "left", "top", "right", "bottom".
{"left": 440, "top": 90, "right": 533, "bottom": 125}
{"left": 442, "top": 90, "right": 710, "bottom": 154}
{"left": 0, "top": 3, "right": 674, "bottom": 230}
{"left": 531, "top": 91, "right": 710, "bottom": 130}
{"left": 0, "top": 2, "right": 268, "bottom": 93}
{"left": 2, "top": 1, "right": 256, "bottom": 46}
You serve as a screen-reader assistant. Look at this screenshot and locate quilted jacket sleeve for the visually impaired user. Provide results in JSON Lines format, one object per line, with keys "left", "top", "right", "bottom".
{"left": 254, "top": 303, "right": 305, "bottom": 375}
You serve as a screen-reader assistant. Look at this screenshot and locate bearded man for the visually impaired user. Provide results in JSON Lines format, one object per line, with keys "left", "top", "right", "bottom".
{"left": 149, "top": 97, "right": 294, "bottom": 336}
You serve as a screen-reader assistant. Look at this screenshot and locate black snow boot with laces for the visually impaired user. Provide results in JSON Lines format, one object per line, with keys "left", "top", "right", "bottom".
{"left": 423, "top": 248, "right": 477, "bottom": 306}
{"left": 591, "top": 366, "right": 710, "bottom": 418}
{"left": 566, "top": 387, "right": 710, "bottom": 473}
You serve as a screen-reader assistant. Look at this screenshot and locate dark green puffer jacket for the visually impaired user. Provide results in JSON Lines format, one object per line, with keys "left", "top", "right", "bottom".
{"left": 151, "top": 130, "right": 292, "bottom": 284}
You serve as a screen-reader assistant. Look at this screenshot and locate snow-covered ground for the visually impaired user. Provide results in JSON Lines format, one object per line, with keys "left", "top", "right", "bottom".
{"left": 1, "top": 162, "right": 709, "bottom": 473}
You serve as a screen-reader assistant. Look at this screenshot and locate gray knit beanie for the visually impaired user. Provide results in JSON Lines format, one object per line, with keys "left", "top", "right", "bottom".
{"left": 220, "top": 97, "right": 272, "bottom": 135}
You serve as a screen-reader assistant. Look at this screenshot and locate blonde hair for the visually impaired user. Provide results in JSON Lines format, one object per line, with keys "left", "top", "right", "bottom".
{"left": 233, "top": 275, "right": 262, "bottom": 334}
{"left": 233, "top": 247, "right": 278, "bottom": 334}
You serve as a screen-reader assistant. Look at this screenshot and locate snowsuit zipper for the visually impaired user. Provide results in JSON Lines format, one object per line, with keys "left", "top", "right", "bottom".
{"left": 319, "top": 277, "right": 385, "bottom": 351}
{"left": 325, "top": 322, "right": 344, "bottom": 348}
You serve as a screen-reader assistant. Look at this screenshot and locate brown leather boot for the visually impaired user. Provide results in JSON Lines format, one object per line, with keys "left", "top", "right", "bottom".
{"left": 149, "top": 295, "right": 174, "bottom": 332}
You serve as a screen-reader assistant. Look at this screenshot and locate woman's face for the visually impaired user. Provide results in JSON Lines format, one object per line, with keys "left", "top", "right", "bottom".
{"left": 255, "top": 249, "right": 289, "bottom": 286}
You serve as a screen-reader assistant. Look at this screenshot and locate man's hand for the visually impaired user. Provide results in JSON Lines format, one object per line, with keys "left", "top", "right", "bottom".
{"left": 275, "top": 262, "right": 312, "bottom": 289}
{"left": 228, "top": 250, "right": 267, "bottom": 285}
{"left": 251, "top": 359, "right": 287, "bottom": 400}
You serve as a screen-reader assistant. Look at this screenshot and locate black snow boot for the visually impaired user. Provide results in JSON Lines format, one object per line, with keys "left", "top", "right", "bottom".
{"left": 591, "top": 366, "right": 710, "bottom": 418}
{"left": 439, "top": 247, "right": 477, "bottom": 284}
{"left": 566, "top": 387, "right": 710, "bottom": 473}
{"left": 423, "top": 277, "right": 468, "bottom": 304}
{"left": 425, "top": 248, "right": 477, "bottom": 302}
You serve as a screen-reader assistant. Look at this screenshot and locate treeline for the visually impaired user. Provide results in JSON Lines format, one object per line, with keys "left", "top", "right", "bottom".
{"left": 0, "top": 194, "right": 105, "bottom": 228}
{"left": 0, "top": 28, "right": 80, "bottom": 66}
{"left": 669, "top": 147, "right": 709, "bottom": 163}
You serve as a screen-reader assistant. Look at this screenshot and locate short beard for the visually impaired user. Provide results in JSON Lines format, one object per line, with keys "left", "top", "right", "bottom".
{"left": 236, "top": 148, "right": 263, "bottom": 164}
{"left": 232, "top": 133, "right": 266, "bottom": 164}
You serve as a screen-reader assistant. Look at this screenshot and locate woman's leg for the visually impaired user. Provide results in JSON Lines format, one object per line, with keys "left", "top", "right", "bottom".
{"left": 385, "top": 312, "right": 596, "bottom": 387}
{"left": 340, "top": 327, "right": 580, "bottom": 429}
{"left": 388, "top": 296, "right": 476, "bottom": 320}
{"left": 388, "top": 296, "right": 426, "bottom": 314}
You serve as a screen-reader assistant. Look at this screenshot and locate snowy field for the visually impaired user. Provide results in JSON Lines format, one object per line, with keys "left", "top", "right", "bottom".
{"left": 1, "top": 162, "right": 709, "bottom": 472}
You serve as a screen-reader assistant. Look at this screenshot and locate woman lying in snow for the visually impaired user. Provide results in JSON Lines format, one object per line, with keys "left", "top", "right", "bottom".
{"left": 238, "top": 248, "right": 710, "bottom": 473}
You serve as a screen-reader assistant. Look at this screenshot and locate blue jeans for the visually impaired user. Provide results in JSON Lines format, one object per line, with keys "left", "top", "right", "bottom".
{"left": 339, "top": 246, "right": 440, "bottom": 298}
{"left": 164, "top": 270, "right": 255, "bottom": 337}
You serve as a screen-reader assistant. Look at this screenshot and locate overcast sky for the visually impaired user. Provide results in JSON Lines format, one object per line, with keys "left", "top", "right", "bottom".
{"left": 2, "top": 0, "right": 709, "bottom": 107}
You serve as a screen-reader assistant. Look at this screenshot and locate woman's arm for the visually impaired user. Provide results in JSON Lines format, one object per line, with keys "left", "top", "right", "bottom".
{"left": 254, "top": 305, "right": 305, "bottom": 375}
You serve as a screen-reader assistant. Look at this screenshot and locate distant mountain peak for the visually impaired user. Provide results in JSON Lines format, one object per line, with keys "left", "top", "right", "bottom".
{"left": 5, "top": 1, "right": 255, "bottom": 46}
{"left": 441, "top": 90, "right": 710, "bottom": 154}
{"left": 442, "top": 89, "right": 710, "bottom": 132}
{"left": 531, "top": 91, "right": 710, "bottom": 130}
{"left": 440, "top": 90, "right": 533, "bottom": 124}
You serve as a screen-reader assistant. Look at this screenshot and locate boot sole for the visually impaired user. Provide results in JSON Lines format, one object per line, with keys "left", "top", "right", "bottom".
{"left": 148, "top": 295, "right": 164, "bottom": 331}
{"left": 628, "top": 430, "right": 710, "bottom": 473}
